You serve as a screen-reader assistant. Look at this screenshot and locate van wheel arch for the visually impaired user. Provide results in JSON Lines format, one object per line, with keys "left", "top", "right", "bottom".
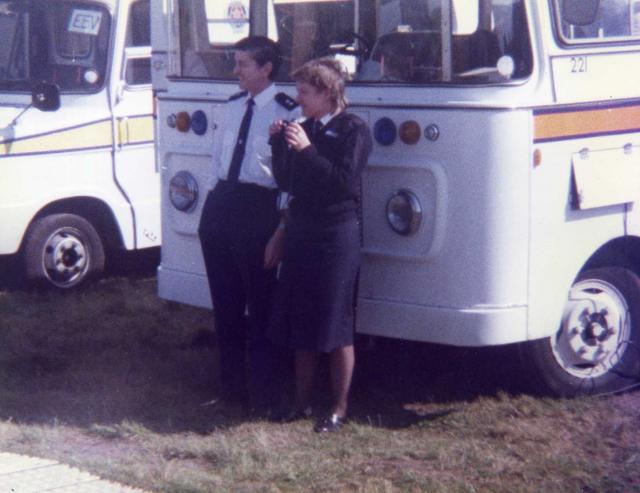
{"left": 582, "top": 236, "right": 640, "bottom": 276}
{"left": 29, "top": 197, "right": 124, "bottom": 252}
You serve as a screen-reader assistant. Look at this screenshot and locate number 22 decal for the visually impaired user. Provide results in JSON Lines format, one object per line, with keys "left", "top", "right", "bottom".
{"left": 571, "top": 56, "right": 587, "bottom": 73}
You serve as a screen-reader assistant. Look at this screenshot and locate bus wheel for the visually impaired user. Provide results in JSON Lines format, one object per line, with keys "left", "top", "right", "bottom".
{"left": 523, "top": 267, "right": 640, "bottom": 397}
{"left": 23, "top": 213, "right": 105, "bottom": 289}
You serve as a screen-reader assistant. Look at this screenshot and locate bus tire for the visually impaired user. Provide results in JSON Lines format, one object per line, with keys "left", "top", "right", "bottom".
{"left": 522, "top": 267, "right": 640, "bottom": 397}
{"left": 23, "top": 213, "right": 105, "bottom": 289}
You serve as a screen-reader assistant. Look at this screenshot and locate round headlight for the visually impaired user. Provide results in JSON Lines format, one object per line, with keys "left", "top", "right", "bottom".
{"left": 386, "top": 189, "right": 422, "bottom": 235}
{"left": 169, "top": 171, "right": 198, "bottom": 212}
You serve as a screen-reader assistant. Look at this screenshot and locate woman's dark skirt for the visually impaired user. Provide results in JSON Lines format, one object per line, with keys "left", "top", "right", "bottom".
{"left": 269, "top": 217, "right": 361, "bottom": 353}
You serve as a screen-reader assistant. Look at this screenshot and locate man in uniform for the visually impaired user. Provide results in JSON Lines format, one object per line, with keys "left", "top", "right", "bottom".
{"left": 198, "top": 36, "right": 298, "bottom": 415}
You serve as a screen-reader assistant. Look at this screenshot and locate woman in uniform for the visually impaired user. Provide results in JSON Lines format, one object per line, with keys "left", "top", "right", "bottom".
{"left": 269, "top": 58, "right": 372, "bottom": 432}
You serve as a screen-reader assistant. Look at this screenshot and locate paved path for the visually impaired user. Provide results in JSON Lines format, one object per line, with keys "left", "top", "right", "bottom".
{"left": 0, "top": 453, "right": 151, "bottom": 493}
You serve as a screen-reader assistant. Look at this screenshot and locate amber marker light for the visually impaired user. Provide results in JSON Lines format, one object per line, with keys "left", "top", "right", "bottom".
{"left": 533, "top": 148, "right": 542, "bottom": 167}
{"left": 399, "top": 120, "right": 421, "bottom": 145}
{"left": 176, "top": 111, "right": 191, "bottom": 132}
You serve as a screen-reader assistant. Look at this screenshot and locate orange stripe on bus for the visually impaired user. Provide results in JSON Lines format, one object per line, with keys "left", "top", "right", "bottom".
{"left": 534, "top": 105, "right": 640, "bottom": 141}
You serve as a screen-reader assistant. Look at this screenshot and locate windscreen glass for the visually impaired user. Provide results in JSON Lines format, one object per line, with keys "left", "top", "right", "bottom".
{"left": 178, "top": 0, "right": 532, "bottom": 85}
{"left": 0, "top": 0, "right": 111, "bottom": 92}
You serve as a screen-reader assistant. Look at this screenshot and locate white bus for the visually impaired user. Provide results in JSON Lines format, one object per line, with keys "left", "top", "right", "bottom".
{"left": 152, "top": 0, "right": 640, "bottom": 396}
{"left": 0, "top": 0, "right": 158, "bottom": 289}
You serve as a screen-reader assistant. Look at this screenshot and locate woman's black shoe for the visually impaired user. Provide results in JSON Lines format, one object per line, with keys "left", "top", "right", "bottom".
{"left": 313, "top": 414, "right": 346, "bottom": 433}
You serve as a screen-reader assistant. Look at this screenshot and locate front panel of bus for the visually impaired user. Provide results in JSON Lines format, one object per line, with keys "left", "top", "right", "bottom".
{"left": 155, "top": 0, "right": 542, "bottom": 346}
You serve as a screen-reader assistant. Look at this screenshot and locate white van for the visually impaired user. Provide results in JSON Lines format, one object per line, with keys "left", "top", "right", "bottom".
{"left": 0, "top": 0, "right": 158, "bottom": 289}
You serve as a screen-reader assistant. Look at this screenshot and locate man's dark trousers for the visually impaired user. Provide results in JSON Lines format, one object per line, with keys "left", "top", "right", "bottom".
{"left": 198, "top": 180, "right": 279, "bottom": 411}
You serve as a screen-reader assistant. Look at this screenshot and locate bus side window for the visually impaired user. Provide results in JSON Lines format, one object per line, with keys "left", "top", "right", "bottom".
{"left": 559, "top": 0, "right": 633, "bottom": 41}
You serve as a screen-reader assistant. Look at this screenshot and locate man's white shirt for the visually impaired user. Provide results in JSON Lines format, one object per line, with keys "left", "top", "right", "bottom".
{"left": 212, "top": 83, "right": 300, "bottom": 189}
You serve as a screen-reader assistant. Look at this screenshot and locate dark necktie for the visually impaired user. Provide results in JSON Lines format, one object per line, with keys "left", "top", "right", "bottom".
{"left": 311, "top": 119, "right": 321, "bottom": 137}
{"left": 227, "top": 98, "right": 254, "bottom": 182}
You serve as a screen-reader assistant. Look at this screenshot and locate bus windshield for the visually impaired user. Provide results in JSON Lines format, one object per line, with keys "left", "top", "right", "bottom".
{"left": 0, "top": 0, "right": 111, "bottom": 93}
{"left": 178, "top": 0, "right": 532, "bottom": 84}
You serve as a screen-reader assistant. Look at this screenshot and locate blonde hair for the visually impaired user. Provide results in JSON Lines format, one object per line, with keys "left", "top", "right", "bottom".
{"left": 291, "top": 58, "right": 349, "bottom": 112}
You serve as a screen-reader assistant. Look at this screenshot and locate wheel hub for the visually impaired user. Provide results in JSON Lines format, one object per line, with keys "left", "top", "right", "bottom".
{"left": 43, "top": 229, "right": 88, "bottom": 286}
{"left": 584, "top": 311, "right": 610, "bottom": 342}
{"left": 552, "top": 279, "right": 630, "bottom": 378}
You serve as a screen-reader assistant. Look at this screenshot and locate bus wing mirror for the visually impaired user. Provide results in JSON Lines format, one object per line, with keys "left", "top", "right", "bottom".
{"left": 31, "top": 82, "right": 61, "bottom": 112}
{"left": 561, "top": 0, "right": 600, "bottom": 26}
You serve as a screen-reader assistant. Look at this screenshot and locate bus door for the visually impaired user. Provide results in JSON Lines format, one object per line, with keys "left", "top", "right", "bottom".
{"left": 111, "top": 0, "right": 158, "bottom": 249}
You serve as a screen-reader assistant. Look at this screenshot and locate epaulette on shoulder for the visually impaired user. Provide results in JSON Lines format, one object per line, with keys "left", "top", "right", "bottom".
{"left": 228, "top": 90, "right": 248, "bottom": 101}
{"left": 275, "top": 92, "right": 298, "bottom": 111}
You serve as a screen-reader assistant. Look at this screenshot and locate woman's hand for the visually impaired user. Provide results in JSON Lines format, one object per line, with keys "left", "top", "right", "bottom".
{"left": 264, "top": 224, "right": 286, "bottom": 269}
{"left": 284, "top": 122, "right": 311, "bottom": 152}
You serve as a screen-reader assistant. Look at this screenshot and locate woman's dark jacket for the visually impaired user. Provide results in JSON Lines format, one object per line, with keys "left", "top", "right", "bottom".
{"left": 270, "top": 112, "right": 372, "bottom": 226}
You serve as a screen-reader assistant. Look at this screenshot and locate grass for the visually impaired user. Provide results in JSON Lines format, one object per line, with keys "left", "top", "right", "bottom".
{"left": 0, "top": 269, "right": 639, "bottom": 492}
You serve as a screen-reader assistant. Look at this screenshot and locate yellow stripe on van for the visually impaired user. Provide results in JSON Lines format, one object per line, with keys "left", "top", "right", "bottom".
{"left": 534, "top": 103, "right": 640, "bottom": 143}
{"left": 118, "top": 115, "right": 154, "bottom": 145}
{"left": 0, "top": 120, "right": 113, "bottom": 156}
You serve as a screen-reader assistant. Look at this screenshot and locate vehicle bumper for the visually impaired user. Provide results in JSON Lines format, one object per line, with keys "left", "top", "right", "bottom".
{"left": 157, "top": 265, "right": 212, "bottom": 309}
{"left": 356, "top": 298, "right": 528, "bottom": 347}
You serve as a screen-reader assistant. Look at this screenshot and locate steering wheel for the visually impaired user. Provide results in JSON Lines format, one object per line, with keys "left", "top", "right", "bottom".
{"left": 328, "top": 32, "right": 370, "bottom": 59}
